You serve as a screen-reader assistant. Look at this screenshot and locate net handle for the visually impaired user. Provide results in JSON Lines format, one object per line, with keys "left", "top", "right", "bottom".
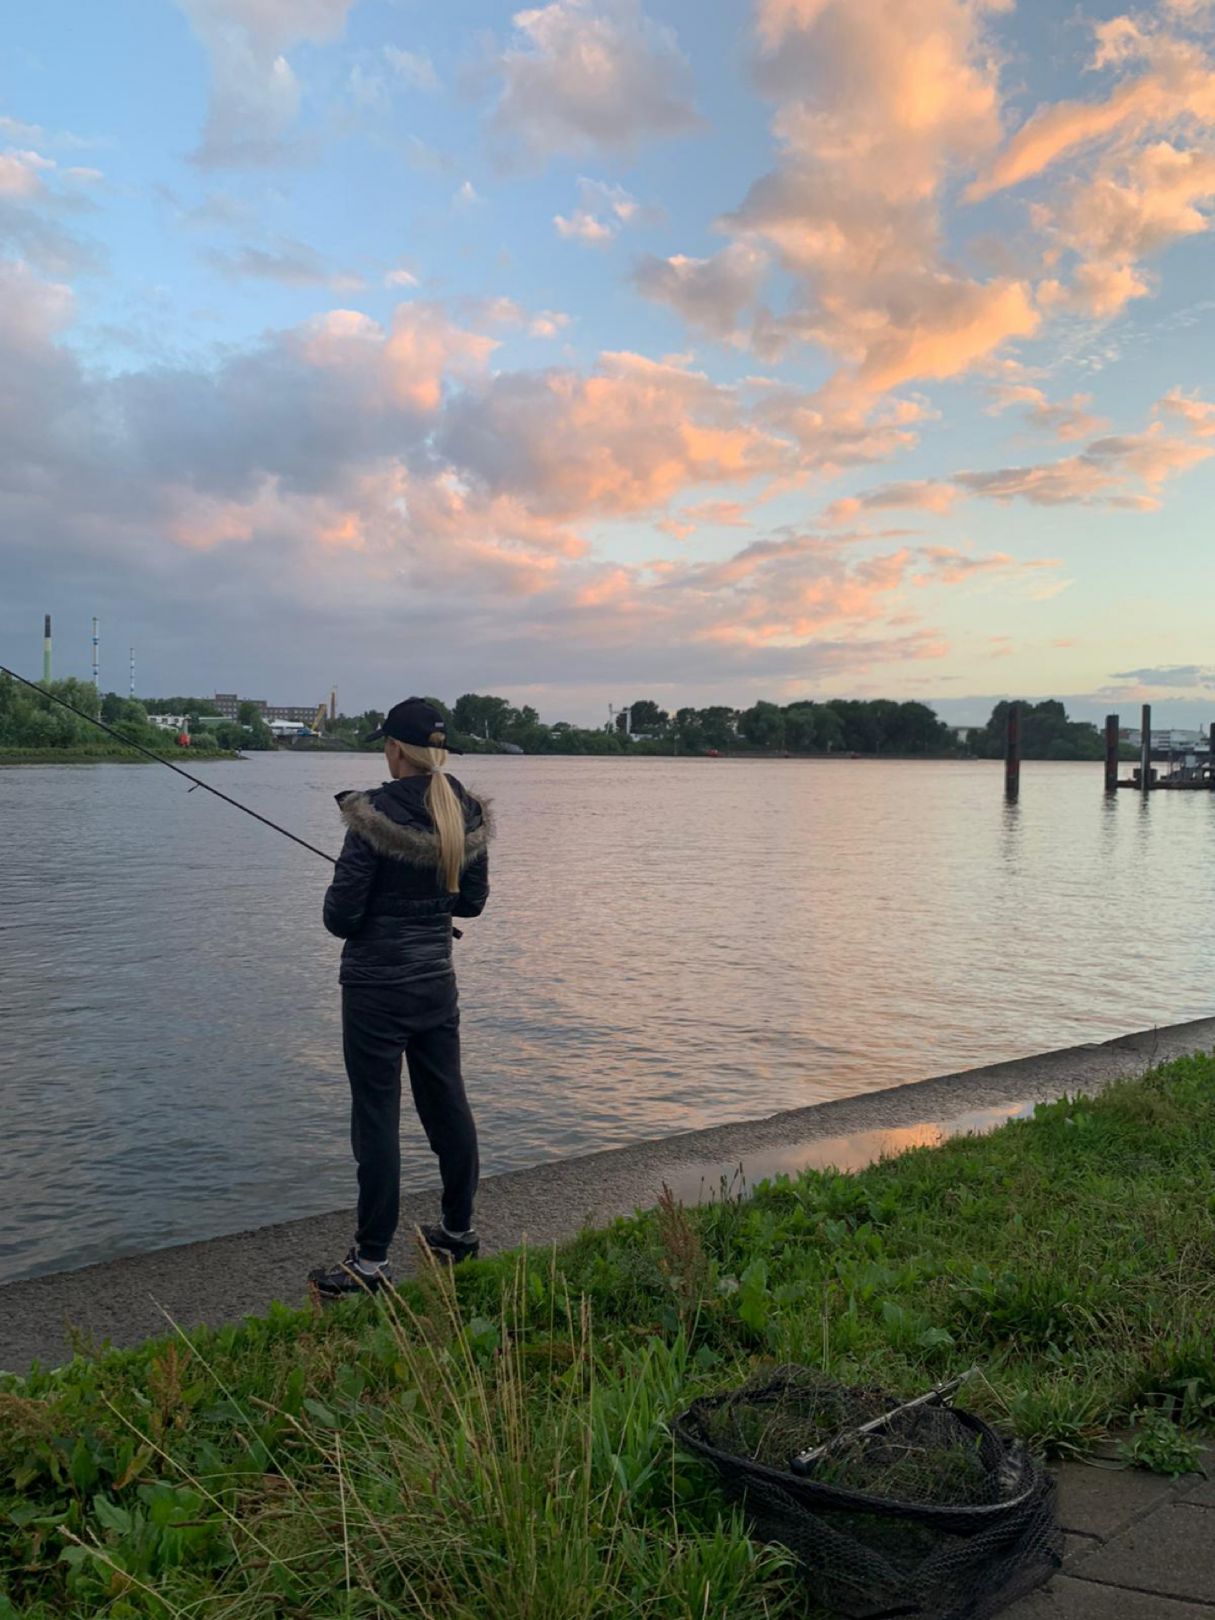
{"left": 789, "top": 1368, "right": 977, "bottom": 1474}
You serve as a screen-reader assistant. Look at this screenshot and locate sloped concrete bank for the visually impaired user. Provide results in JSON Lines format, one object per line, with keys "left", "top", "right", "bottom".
{"left": 3, "top": 1016, "right": 1212, "bottom": 1374}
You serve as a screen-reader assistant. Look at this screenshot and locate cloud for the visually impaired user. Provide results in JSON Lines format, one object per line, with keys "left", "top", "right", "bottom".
{"left": 530, "top": 309, "right": 572, "bottom": 338}
{"left": 0, "top": 148, "right": 55, "bottom": 199}
{"left": 177, "top": 0, "right": 356, "bottom": 167}
{"left": 986, "top": 383, "right": 1108, "bottom": 440}
{"left": 709, "top": 0, "right": 1044, "bottom": 393}
{"left": 554, "top": 209, "right": 615, "bottom": 244}
{"left": 955, "top": 420, "right": 1212, "bottom": 506}
{"left": 453, "top": 179, "right": 481, "bottom": 208}
{"left": 0, "top": 117, "right": 47, "bottom": 146}
{"left": 384, "top": 265, "right": 419, "bottom": 288}
{"left": 822, "top": 391, "right": 1215, "bottom": 517}
{"left": 821, "top": 481, "right": 959, "bottom": 523}
{"left": 0, "top": 115, "right": 98, "bottom": 153}
{"left": 553, "top": 177, "right": 646, "bottom": 244}
{"left": 660, "top": 532, "right": 1052, "bottom": 653}
{"left": 633, "top": 244, "right": 768, "bottom": 340}
{"left": 1038, "top": 262, "right": 1152, "bottom": 319}
{"left": 383, "top": 45, "right": 440, "bottom": 92}
{"left": 164, "top": 187, "right": 258, "bottom": 229}
{"left": 682, "top": 499, "right": 752, "bottom": 527}
{"left": 0, "top": 141, "right": 105, "bottom": 276}
{"left": 1032, "top": 137, "right": 1215, "bottom": 317}
{"left": 485, "top": 0, "right": 700, "bottom": 165}
{"left": 0, "top": 205, "right": 104, "bottom": 276}
{"left": 752, "top": 389, "right": 934, "bottom": 471}
{"left": 959, "top": 17, "right": 1215, "bottom": 321}
{"left": 1110, "top": 664, "right": 1215, "bottom": 688}
{"left": 456, "top": 295, "right": 572, "bottom": 338}
{"left": 970, "top": 26, "right": 1215, "bottom": 199}
{"left": 204, "top": 239, "right": 365, "bottom": 289}
{"left": 1158, "top": 385, "right": 1215, "bottom": 434}
{"left": 404, "top": 136, "right": 456, "bottom": 174}
{"left": 911, "top": 546, "right": 1061, "bottom": 588}
{"left": 436, "top": 351, "right": 799, "bottom": 521}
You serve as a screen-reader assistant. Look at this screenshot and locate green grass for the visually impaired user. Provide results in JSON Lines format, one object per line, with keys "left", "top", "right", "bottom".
{"left": 3, "top": 1054, "right": 1215, "bottom": 1618}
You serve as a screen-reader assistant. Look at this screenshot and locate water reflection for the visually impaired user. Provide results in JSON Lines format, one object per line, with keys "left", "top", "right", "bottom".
{"left": 659, "top": 1102, "right": 1035, "bottom": 1209}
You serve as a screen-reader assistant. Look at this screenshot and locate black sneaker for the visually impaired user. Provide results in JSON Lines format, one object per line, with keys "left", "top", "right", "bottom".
{"left": 308, "top": 1247, "right": 393, "bottom": 1299}
{"left": 418, "top": 1224, "right": 480, "bottom": 1264}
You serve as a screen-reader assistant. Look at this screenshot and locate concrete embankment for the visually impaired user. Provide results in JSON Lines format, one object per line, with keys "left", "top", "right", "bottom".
{"left": 3, "top": 1016, "right": 1213, "bottom": 1375}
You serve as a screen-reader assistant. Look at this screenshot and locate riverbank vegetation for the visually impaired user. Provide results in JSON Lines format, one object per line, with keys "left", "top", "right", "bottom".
{"left": 3, "top": 1054, "right": 1214, "bottom": 1618}
{"left": 0, "top": 679, "right": 256, "bottom": 762}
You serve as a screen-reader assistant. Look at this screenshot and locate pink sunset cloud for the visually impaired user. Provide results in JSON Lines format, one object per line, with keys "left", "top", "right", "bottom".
{"left": 986, "top": 384, "right": 1108, "bottom": 442}
{"left": 970, "top": 24, "right": 1215, "bottom": 200}
{"left": 484, "top": 0, "right": 700, "bottom": 165}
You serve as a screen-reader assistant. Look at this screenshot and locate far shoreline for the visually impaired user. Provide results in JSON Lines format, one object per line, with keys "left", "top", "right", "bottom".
{"left": 0, "top": 748, "right": 243, "bottom": 765}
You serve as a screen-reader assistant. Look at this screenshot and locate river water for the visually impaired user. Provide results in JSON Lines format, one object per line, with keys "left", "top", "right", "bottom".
{"left": 2, "top": 754, "right": 1213, "bottom": 1283}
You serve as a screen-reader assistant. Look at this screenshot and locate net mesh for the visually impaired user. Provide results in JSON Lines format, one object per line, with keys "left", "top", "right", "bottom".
{"left": 674, "top": 1367, "right": 1061, "bottom": 1620}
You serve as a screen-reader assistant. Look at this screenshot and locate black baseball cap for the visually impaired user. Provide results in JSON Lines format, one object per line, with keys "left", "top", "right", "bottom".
{"left": 364, "top": 697, "right": 460, "bottom": 752}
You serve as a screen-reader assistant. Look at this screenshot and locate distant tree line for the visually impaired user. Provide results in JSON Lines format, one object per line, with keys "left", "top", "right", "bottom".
{"left": 0, "top": 678, "right": 269, "bottom": 756}
{"left": 340, "top": 694, "right": 962, "bottom": 756}
{"left": 372, "top": 694, "right": 1112, "bottom": 760}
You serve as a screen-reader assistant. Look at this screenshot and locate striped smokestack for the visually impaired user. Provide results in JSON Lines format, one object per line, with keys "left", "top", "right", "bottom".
{"left": 92, "top": 617, "right": 99, "bottom": 689}
{"left": 43, "top": 615, "right": 52, "bottom": 684}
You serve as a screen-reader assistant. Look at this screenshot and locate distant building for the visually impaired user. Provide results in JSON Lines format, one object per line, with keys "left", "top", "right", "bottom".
{"left": 1121, "top": 727, "right": 1207, "bottom": 752}
{"left": 950, "top": 724, "right": 983, "bottom": 744}
{"left": 265, "top": 704, "right": 319, "bottom": 724}
{"left": 212, "top": 692, "right": 255, "bottom": 719}
{"left": 148, "top": 714, "right": 189, "bottom": 733}
{"left": 213, "top": 694, "right": 319, "bottom": 724}
{"left": 268, "top": 717, "right": 314, "bottom": 738}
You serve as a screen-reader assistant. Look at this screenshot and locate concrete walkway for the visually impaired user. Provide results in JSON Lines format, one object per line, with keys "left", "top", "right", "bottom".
{"left": 3, "top": 1015, "right": 1212, "bottom": 1374}
{"left": 1010, "top": 1453, "right": 1215, "bottom": 1618}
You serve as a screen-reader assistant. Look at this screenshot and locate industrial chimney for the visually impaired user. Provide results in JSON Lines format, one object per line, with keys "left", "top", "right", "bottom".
{"left": 42, "top": 615, "right": 52, "bottom": 684}
{"left": 91, "top": 617, "right": 99, "bottom": 689}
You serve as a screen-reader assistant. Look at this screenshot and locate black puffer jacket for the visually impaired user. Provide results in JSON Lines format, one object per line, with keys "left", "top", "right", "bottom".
{"left": 322, "top": 775, "right": 492, "bottom": 987}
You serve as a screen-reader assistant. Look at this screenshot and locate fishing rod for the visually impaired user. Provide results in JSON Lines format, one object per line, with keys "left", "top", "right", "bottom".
{"left": 1, "top": 664, "right": 337, "bottom": 865}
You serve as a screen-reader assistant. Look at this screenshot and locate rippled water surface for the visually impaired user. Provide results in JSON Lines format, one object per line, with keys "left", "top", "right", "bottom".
{"left": 2, "top": 754, "right": 1213, "bottom": 1281}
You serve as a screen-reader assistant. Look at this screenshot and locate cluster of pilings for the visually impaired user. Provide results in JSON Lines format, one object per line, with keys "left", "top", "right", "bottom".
{"left": 1003, "top": 701, "right": 1215, "bottom": 797}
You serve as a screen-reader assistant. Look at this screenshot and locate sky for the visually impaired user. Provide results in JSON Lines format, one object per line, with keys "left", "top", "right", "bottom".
{"left": 1, "top": 0, "right": 1214, "bottom": 727}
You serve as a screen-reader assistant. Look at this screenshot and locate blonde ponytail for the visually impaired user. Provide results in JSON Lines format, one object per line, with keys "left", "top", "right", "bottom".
{"left": 396, "top": 742, "right": 465, "bottom": 892}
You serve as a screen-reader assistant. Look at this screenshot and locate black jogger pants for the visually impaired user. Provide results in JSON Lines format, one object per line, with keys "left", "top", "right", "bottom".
{"left": 342, "top": 981, "right": 480, "bottom": 1262}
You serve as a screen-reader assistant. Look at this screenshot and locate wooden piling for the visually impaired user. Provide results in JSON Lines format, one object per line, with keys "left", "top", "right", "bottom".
{"left": 1105, "top": 714, "right": 1120, "bottom": 793}
{"left": 1209, "top": 719, "right": 1214, "bottom": 790}
{"left": 1140, "top": 703, "right": 1152, "bottom": 794}
{"left": 1005, "top": 702, "right": 1021, "bottom": 798}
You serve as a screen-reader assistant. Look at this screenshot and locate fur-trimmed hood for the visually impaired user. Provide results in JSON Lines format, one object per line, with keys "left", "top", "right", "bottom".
{"left": 336, "top": 782, "right": 493, "bottom": 870}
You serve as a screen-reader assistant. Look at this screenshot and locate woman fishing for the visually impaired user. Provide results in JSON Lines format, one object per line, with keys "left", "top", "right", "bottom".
{"left": 309, "top": 697, "right": 493, "bottom": 1297}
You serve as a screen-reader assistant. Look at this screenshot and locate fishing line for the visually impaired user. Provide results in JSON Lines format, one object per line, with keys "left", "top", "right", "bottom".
{"left": 1, "top": 664, "right": 337, "bottom": 865}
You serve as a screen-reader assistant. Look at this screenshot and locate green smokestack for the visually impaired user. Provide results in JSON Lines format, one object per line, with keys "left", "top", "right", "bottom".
{"left": 42, "top": 614, "right": 51, "bottom": 684}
